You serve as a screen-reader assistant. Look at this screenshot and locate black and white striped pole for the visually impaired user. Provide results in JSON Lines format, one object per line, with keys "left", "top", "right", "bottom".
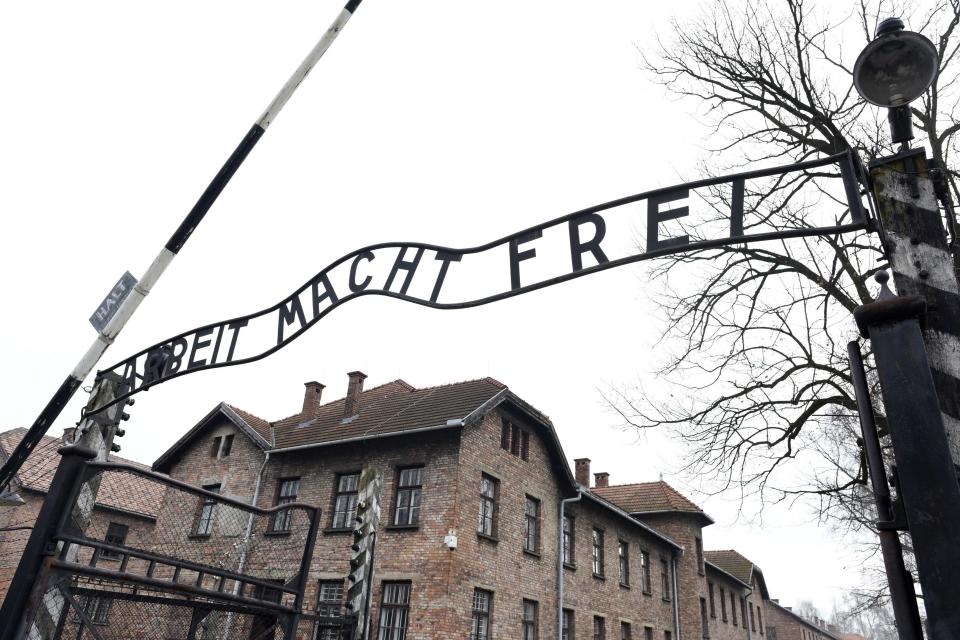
{"left": 854, "top": 19, "right": 960, "bottom": 464}
{"left": 0, "top": 0, "right": 365, "bottom": 496}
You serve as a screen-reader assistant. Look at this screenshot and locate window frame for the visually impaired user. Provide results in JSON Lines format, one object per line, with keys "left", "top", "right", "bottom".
{"left": 99, "top": 522, "right": 129, "bottom": 560}
{"left": 392, "top": 466, "right": 424, "bottom": 527}
{"left": 620, "top": 621, "right": 632, "bottom": 640}
{"left": 314, "top": 579, "right": 345, "bottom": 640}
{"left": 593, "top": 615, "right": 606, "bottom": 640}
{"left": 210, "top": 436, "right": 222, "bottom": 458}
{"left": 700, "top": 597, "right": 710, "bottom": 639}
{"left": 478, "top": 474, "right": 500, "bottom": 539}
{"left": 640, "top": 550, "right": 652, "bottom": 594}
{"left": 731, "top": 592, "right": 738, "bottom": 626}
{"left": 708, "top": 581, "right": 716, "bottom": 618}
{"left": 660, "top": 557, "right": 671, "bottom": 601}
{"left": 591, "top": 528, "right": 605, "bottom": 578}
{"left": 271, "top": 477, "right": 301, "bottom": 534}
{"left": 618, "top": 539, "right": 630, "bottom": 587}
{"left": 562, "top": 514, "right": 575, "bottom": 567}
{"left": 376, "top": 581, "right": 411, "bottom": 640}
{"left": 193, "top": 483, "right": 221, "bottom": 537}
{"left": 562, "top": 609, "right": 574, "bottom": 640}
{"left": 331, "top": 472, "right": 361, "bottom": 530}
{"left": 720, "top": 586, "right": 727, "bottom": 622}
{"left": 695, "top": 537, "right": 704, "bottom": 575}
{"left": 522, "top": 599, "right": 539, "bottom": 640}
{"left": 74, "top": 595, "right": 111, "bottom": 625}
{"left": 471, "top": 588, "right": 493, "bottom": 640}
{"left": 524, "top": 496, "right": 541, "bottom": 554}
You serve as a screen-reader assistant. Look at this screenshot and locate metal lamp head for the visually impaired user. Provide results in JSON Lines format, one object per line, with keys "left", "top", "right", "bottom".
{"left": 853, "top": 18, "right": 939, "bottom": 108}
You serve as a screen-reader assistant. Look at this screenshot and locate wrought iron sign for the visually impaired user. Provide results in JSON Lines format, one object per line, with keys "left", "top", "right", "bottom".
{"left": 92, "top": 151, "right": 868, "bottom": 412}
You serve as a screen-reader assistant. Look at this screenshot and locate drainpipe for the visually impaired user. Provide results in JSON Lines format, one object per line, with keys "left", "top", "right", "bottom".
{"left": 223, "top": 449, "right": 271, "bottom": 640}
{"left": 671, "top": 550, "right": 682, "bottom": 640}
{"left": 557, "top": 490, "right": 582, "bottom": 640}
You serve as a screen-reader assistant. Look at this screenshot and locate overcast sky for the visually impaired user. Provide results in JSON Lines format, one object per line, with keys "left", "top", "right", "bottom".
{"left": 0, "top": 0, "right": 877, "bottom": 614}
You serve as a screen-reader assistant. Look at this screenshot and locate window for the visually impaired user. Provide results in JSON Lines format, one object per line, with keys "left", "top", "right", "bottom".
{"left": 618, "top": 540, "right": 630, "bottom": 586}
{"left": 500, "top": 419, "right": 530, "bottom": 461}
{"left": 471, "top": 589, "right": 492, "bottom": 640}
{"left": 478, "top": 474, "right": 499, "bottom": 537}
{"left": 562, "top": 515, "right": 575, "bottom": 565}
{"left": 393, "top": 467, "right": 424, "bottom": 526}
{"left": 700, "top": 598, "right": 709, "bottom": 638}
{"left": 562, "top": 609, "right": 574, "bottom": 640}
{"left": 640, "top": 550, "right": 652, "bottom": 593}
{"left": 758, "top": 609, "right": 763, "bottom": 634}
{"left": 194, "top": 483, "right": 220, "bottom": 536}
{"left": 314, "top": 580, "right": 344, "bottom": 640}
{"left": 664, "top": 632, "right": 672, "bottom": 640}
{"left": 592, "top": 528, "right": 605, "bottom": 576}
{"left": 660, "top": 558, "right": 671, "bottom": 601}
{"left": 593, "top": 616, "right": 606, "bottom": 640}
{"left": 376, "top": 582, "right": 410, "bottom": 640}
{"left": 272, "top": 477, "right": 300, "bottom": 533}
{"left": 74, "top": 596, "right": 111, "bottom": 624}
{"left": 100, "top": 522, "right": 128, "bottom": 560}
{"left": 720, "top": 587, "right": 727, "bottom": 622}
{"left": 644, "top": 627, "right": 654, "bottom": 640}
{"left": 332, "top": 472, "right": 360, "bottom": 529}
{"left": 524, "top": 496, "right": 541, "bottom": 553}
{"left": 522, "top": 599, "right": 538, "bottom": 640}
{"left": 731, "top": 593, "right": 738, "bottom": 626}
{"left": 210, "top": 434, "right": 234, "bottom": 458}
{"left": 620, "top": 621, "right": 632, "bottom": 640}
{"left": 708, "top": 582, "right": 716, "bottom": 618}
{"left": 741, "top": 598, "right": 748, "bottom": 633}
{"left": 750, "top": 602, "right": 756, "bottom": 632}
{"left": 695, "top": 537, "right": 704, "bottom": 575}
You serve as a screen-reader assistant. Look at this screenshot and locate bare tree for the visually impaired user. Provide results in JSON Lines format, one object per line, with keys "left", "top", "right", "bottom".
{"left": 609, "top": 0, "right": 960, "bottom": 595}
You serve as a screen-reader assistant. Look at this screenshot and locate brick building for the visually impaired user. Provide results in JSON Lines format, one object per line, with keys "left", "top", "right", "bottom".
{"left": 764, "top": 600, "right": 842, "bottom": 640}
{"left": 1, "top": 373, "right": 838, "bottom": 639}
{"left": 0, "top": 428, "right": 165, "bottom": 607}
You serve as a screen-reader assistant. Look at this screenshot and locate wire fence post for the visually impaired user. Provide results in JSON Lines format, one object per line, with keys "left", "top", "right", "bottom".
{"left": 0, "top": 445, "right": 95, "bottom": 640}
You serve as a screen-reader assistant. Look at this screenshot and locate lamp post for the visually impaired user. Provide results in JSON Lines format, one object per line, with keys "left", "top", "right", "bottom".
{"left": 854, "top": 17, "right": 939, "bottom": 150}
{"left": 852, "top": 18, "right": 960, "bottom": 636}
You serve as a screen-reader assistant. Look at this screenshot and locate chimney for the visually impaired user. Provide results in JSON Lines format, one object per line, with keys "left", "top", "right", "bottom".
{"left": 302, "top": 381, "right": 325, "bottom": 418}
{"left": 343, "top": 371, "right": 367, "bottom": 418}
{"left": 594, "top": 472, "right": 610, "bottom": 488}
{"left": 574, "top": 458, "right": 591, "bottom": 486}
{"left": 61, "top": 427, "right": 77, "bottom": 445}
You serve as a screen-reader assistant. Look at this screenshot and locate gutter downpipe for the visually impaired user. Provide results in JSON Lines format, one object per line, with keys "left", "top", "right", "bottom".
{"left": 223, "top": 449, "right": 271, "bottom": 640}
{"left": 558, "top": 490, "right": 582, "bottom": 640}
{"left": 671, "top": 550, "right": 682, "bottom": 640}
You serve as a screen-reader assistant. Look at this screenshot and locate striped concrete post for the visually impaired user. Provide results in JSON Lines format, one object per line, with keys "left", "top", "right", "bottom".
{"left": 870, "top": 148, "right": 960, "bottom": 463}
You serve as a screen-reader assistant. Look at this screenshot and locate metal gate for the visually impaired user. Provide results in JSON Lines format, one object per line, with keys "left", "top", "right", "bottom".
{"left": 0, "top": 446, "right": 323, "bottom": 640}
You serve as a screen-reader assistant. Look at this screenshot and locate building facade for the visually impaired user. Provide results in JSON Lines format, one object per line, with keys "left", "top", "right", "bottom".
{"left": 0, "top": 372, "right": 843, "bottom": 640}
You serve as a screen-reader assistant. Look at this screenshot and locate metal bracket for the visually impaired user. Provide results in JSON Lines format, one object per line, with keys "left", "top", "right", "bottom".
{"left": 877, "top": 466, "right": 910, "bottom": 531}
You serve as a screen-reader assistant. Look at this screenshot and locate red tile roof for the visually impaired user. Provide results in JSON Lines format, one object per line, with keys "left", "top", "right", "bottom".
{"left": 591, "top": 481, "right": 706, "bottom": 515}
{"left": 703, "top": 549, "right": 757, "bottom": 586}
{"left": 0, "top": 428, "right": 165, "bottom": 520}
{"left": 270, "top": 378, "right": 507, "bottom": 449}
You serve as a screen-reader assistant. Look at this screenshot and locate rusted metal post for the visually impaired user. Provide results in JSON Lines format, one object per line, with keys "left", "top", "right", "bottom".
{"left": 854, "top": 272, "right": 960, "bottom": 637}
{"left": 0, "top": 445, "right": 95, "bottom": 640}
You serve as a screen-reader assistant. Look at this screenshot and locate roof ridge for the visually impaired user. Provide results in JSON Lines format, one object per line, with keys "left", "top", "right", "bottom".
{"left": 412, "top": 377, "right": 506, "bottom": 392}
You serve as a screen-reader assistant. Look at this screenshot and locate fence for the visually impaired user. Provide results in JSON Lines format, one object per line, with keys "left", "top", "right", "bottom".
{"left": 0, "top": 445, "right": 332, "bottom": 640}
